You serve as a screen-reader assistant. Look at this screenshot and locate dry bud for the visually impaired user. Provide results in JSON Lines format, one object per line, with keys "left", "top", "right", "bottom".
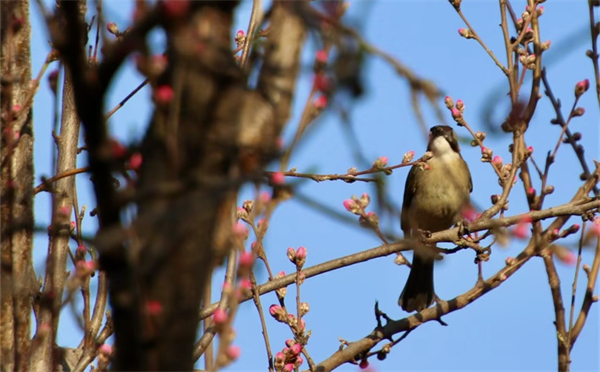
{"left": 572, "top": 107, "right": 585, "bottom": 117}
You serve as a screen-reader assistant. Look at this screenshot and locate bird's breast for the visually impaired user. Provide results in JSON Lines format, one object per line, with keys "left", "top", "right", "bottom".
{"left": 407, "top": 158, "right": 470, "bottom": 232}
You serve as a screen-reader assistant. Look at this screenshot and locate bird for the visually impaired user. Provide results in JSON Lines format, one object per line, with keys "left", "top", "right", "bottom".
{"left": 398, "top": 125, "right": 472, "bottom": 312}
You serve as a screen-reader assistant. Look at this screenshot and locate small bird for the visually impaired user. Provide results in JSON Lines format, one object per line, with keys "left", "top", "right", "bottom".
{"left": 398, "top": 125, "right": 472, "bottom": 312}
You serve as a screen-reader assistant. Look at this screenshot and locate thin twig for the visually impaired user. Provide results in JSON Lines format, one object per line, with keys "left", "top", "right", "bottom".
{"left": 456, "top": 7, "right": 508, "bottom": 75}
{"left": 567, "top": 221, "right": 586, "bottom": 349}
{"left": 240, "top": 0, "right": 262, "bottom": 69}
{"left": 250, "top": 272, "right": 275, "bottom": 372}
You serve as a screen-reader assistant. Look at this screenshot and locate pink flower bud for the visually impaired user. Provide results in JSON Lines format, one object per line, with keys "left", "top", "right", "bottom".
{"left": 275, "top": 352, "right": 286, "bottom": 362}
{"left": 505, "top": 257, "right": 515, "bottom": 266}
{"left": 76, "top": 245, "right": 87, "bottom": 256}
{"left": 269, "top": 304, "right": 281, "bottom": 316}
{"left": 537, "top": 6, "right": 544, "bottom": 15}
{"left": 313, "top": 95, "right": 328, "bottom": 110}
{"left": 284, "top": 363, "right": 294, "bottom": 372}
{"left": 359, "top": 359, "right": 369, "bottom": 369}
{"left": 233, "top": 222, "right": 248, "bottom": 238}
{"left": 110, "top": 139, "right": 127, "bottom": 158}
{"left": 128, "top": 152, "right": 142, "bottom": 170}
{"left": 359, "top": 192, "right": 370, "bottom": 208}
{"left": 259, "top": 191, "right": 271, "bottom": 204}
{"left": 343, "top": 199, "right": 357, "bottom": 212}
{"left": 70, "top": 221, "right": 76, "bottom": 230}
{"left": 106, "top": 22, "right": 119, "bottom": 35}
{"left": 373, "top": 156, "right": 388, "bottom": 168}
{"left": 552, "top": 246, "right": 576, "bottom": 265}
{"left": 238, "top": 278, "right": 252, "bottom": 290}
{"left": 402, "top": 150, "right": 415, "bottom": 164}
{"left": 295, "top": 356, "right": 304, "bottom": 367}
{"left": 296, "top": 246, "right": 307, "bottom": 260}
{"left": 213, "top": 308, "right": 227, "bottom": 324}
{"left": 239, "top": 251, "right": 254, "bottom": 268}
{"left": 291, "top": 343, "right": 302, "bottom": 355}
{"left": 527, "top": 187, "right": 536, "bottom": 196}
{"left": 154, "top": 85, "right": 174, "bottom": 104}
{"left": 98, "top": 343, "right": 112, "bottom": 356}
{"left": 277, "top": 271, "right": 286, "bottom": 278}
{"left": 461, "top": 206, "right": 477, "bottom": 222}
{"left": 444, "top": 96, "right": 454, "bottom": 109}
{"left": 236, "top": 30, "right": 245, "bottom": 39}
{"left": 58, "top": 205, "right": 71, "bottom": 217}
{"left": 451, "top": 107, "right": 461, "bottom": 119}
{"left": 526, "top": 146, "right": 534, "bottom": 154}
{"left": 575, "top": 79, "right": 590, "bottom": 97}
{"left": 313, "top": 74, "right": 330, "bottom": 93}
{"left": 513, "top": 222, "right": 529, "bottom": 239}
{"left": 257, "top": 218, "right": 268, "bottom": 231}
{"left": 458, "top": 28, "right": 472, "bottom": 38}
{"left": 285, "top": 339, "right": 295, "bottom": 347}
{"left": 593, "top": 217, "right": 600, "bottom": 236}
{"left": 456, "top": 99, "right": 465, "bottom": 112}
{"left": 271, "top": 171, "right": 285, "bottom": 185}
{"left": 492, "top": 155, "right": 503, "bottom": 166}
{"left": 287, "top": 247, "right": 296, "bottom": 262}
{"left": 541, "top": 40, "right": 552, "bottom": 50}
{"left": 146, "top": 300, "right": 162, "bottom": 315}
{"left": 315, "top": 50, "right": 328, "bottom": 64}
{"left": 226, "top": 345, "right": 241, "bottom": 360}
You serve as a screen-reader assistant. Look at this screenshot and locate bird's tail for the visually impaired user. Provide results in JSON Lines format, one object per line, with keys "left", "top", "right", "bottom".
{"left": 398, "top": 253, "right": 435, "bottom": 312}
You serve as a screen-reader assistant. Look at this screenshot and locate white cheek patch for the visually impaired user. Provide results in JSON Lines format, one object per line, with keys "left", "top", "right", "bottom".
{"left": 431, "top": 136, "right": 453, "bottom": 154}
{"left": 431, "top": 136, "right": 460, "bottom": 163}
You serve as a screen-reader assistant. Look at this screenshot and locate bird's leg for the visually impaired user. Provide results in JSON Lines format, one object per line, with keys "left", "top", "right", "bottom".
{"left": 456, "top": 219, "right": 470, "bottom": 238}
{"left": 417, "top": 228, "right": 432, "bottom": 241}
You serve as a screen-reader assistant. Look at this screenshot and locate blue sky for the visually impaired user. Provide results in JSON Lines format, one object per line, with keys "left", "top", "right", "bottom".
{"left": 30, "top": 1, "right": 598, "bottom": 371}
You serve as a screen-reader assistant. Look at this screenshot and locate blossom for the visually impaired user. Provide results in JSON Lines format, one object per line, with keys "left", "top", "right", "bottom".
{"left": 154, "top": 85, "right": 174, "bottom": 104}
{"left": 213, "top": 308, "right": 227, "bottom": 324}
{"left": 271, "top": 171, "right": 285, "bottom": 185}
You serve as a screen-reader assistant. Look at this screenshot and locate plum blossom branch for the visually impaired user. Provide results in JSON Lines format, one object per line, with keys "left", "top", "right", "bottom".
{"left": 198, "top": 190, "right": 599, "bottom": 322}
{"left": 310, "top": 165, "right": 599, "bottom": 372}
{"left": 452, "top": 1, "right": 508, "bottom": 75}
{"left": 270, "top": 153, "right": 417, "bottom": 184}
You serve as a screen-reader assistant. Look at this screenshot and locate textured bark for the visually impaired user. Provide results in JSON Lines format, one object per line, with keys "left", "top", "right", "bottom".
{"left": 26, "top": 2, "right": 85, "bottom": 371}
{"left": 0, "top": 1, "right": 36, "bottom": 372}
{"left": 52, "top": 0, "right": 307, "bottom": 369}
{"left": 28, "top": 68, "right": 83, "bottom": 372}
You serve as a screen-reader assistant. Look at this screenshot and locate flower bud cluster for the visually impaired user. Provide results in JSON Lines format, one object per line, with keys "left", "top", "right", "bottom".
{"left": 274, "top": 339, "right": 304, "bottom": 372}
{"left": 445, "top": 96, "right": 466, "bottom": 126}
{"left": 287, "top": 246, "right": 307, "bottom": 269}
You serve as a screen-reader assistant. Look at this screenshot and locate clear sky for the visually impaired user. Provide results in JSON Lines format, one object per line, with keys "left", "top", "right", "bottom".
{"left": 29, "top": 1, "right": 598, "bottom": 371}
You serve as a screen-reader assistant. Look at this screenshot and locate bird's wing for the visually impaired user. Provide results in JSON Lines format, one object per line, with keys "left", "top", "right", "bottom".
{"left": 401, "top": 165, "right": 419, "bottom": 236}
{"left": 461, "top": 156, "right": 473, "bottom": 193}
